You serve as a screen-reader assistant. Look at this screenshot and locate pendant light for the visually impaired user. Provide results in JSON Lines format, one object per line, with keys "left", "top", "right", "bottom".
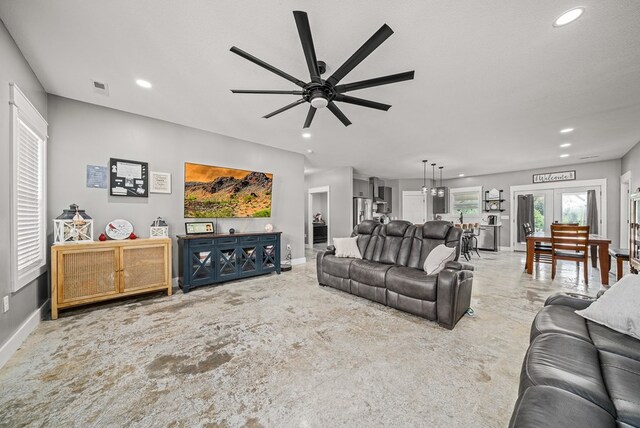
{"left": 430, "top": 163, "right": 437, "bottom": 196}
{"left": 421, "top": 160, "right": 428, "bottom": 194}
{"left": 437, "top": 166, "right": 445, "bottom": 197}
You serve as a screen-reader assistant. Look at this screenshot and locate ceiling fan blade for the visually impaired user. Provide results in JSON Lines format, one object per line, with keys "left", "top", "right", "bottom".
{"left": 231, "top": 89, "right": 304, "bottom": 95}
{"left": 327, "top": 102, "right": 352, "bottom": 126}
{"left": 303, "top": 106, "right": 317, "bottom": 128}
{"left": 334, "top": 94, "right": 391, "bottom": 111}
{"left": 326, "top": 24, "right": 394, "bottom": 87}
{"left": 230, "top": 46, "right": 307, "bottom": 88}
{"left": 262, "top": 98, "right": 306, "bottom": 119}
{"left": 334, "top": 71, "right": 415, "bottom": 93}
{"left": 293, "top": 11, "right": 322, "bottom": 84}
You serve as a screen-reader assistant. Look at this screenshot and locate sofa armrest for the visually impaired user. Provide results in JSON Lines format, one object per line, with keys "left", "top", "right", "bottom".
{"left": 544, "top": 292, "right": 595, "bottom": 311}
{"left": 325, "top": 245, "right": 336, "bottom": 255}
{"left": 444, "top": 260, "right": 474, "bottom": 272}
{"left": 436, "top": 269, "right": 474, "bottom": 329}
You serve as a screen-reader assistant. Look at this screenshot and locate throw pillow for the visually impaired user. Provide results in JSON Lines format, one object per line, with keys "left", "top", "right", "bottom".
{"left": 333, "top": 237, "right": 362, "bottom": 259}
{"left": 423, "top": 244, "right": 456, "bottom": 275}
{"left": 575, "top": 274, "right": 640, "bottom": 340}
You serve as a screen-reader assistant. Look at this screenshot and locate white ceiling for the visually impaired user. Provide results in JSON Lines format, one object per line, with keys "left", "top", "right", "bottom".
{"left": 2, "top": 0, "right": 640, "bottom": 179}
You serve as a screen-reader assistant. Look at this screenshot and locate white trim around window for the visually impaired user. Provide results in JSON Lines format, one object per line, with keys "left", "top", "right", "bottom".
{"left": 10, "top": 83, "right": 48, "bottom": 292}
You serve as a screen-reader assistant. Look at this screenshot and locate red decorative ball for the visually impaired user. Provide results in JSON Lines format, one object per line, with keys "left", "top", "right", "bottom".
{"left": 129, "top": 232, "right": 137, "bottom": 240}
{"left": 98, "top": 233, "right": 107, "bottom": 241}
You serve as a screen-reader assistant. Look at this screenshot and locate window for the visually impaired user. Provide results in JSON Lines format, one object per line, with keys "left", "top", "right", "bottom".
{"left": 10, "top": 84, "right": 48, "bottom": 291}
{"left": 450, "top": 186, "right": 482, "bottom": 216}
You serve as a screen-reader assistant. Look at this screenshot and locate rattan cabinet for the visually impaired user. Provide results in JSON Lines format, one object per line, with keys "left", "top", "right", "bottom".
{"left": 51, "top": 238, "right": 172, "bottom": 319}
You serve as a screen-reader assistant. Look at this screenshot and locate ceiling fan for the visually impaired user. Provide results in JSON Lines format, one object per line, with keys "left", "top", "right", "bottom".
{"left": 230, "top": 11, "right": 415, "bottom": 128}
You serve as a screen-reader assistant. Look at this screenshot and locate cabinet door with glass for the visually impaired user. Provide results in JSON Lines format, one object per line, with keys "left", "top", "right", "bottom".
{"left": 188, "top": 243, "right": 216, "bottom": 286}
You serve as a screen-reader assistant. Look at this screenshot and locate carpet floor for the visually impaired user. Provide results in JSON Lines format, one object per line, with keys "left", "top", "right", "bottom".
{"left": 0, "top": 251, "right": 606, "bottom": 427}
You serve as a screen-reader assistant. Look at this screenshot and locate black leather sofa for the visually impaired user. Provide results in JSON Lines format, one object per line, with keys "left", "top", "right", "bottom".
{"left": 316, "top": 220, "right": 474, "bottom": 329}
{"left": 509, "top": 293, "right": 640, "bottom": 427}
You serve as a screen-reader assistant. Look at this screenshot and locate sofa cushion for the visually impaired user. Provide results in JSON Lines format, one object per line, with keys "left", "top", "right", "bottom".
{"left": 423, "top": 244, "right": 456, "bottom": 275}
{"left": 521, "top": 333, "right": 616, "bottom": 415}
{"left": 509, "top": 386, "right": 616, "bottom": 428}
{"left": 387, "top": 267, "right": 437, "bottom": 301}
{"left": 350, "top": 259, "right": 392, "bottom": 288}
{"left": 587, "top": 321, "right": 640, "bottom": 362}
{"left": 576, "top": 274, "right": 640, "bottom": 340}
{"left": 530, "top": 304, "right": 592, "bottom": 343}
{"left": 333, "top": 236, "right": 362, "bottom": 259}
{"left": 599, "top": 351, "right": 640, "bottom": 427}
{"left": 374, "top": 220, "right": 414, "bottom": 265}
{"left": 322, "top": 255, "right": 355, "bottom": 279}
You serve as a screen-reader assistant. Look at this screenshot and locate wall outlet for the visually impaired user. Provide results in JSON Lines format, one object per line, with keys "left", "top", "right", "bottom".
{"left": 2, "top": 296, "right": 8, "bottom": 313}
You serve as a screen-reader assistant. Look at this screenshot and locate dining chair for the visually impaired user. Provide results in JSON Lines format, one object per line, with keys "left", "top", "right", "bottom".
{"left": 550, "top": 224, "right": 590, "bottom": 284}
{"left": 522, "top": 222, "right": 552, "bottom": 267}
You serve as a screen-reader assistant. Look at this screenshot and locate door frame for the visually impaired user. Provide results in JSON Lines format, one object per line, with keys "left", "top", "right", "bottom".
{"left": 509, "top": 178, "right": 607, "bottom": 250}
{"left": 620, "top": 171, "right": 632, "bottom": 249}
{"left": 307, "top": 186, "right": 331, "bottom": 249}
{"left": 402, "top": 190, "right": 427, "bottom": 223}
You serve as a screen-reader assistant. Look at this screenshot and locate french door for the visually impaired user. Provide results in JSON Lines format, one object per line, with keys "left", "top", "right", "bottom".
{"left": 513, "top": 184, "right": 602, "bottom": 250}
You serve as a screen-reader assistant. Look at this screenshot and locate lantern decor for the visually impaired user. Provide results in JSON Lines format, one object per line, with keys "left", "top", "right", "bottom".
{"left": 281, "top": 244, "right": 292, "bottom": 272}
{"left": 150, "top": 217, "right": 169, "bottom": 239}
{"left": 53, "top": 204, "right": 94, "bottom": 244}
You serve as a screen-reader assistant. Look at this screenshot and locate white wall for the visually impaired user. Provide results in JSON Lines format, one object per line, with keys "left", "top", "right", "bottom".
{"left": 305, "top": 167, "right": 354, "bottom": 242}
{"left": 0, "top": 20, "right": 49, "bottom": 350}
{"left": 47, "top": 96, "right": 306, "bottom": 273}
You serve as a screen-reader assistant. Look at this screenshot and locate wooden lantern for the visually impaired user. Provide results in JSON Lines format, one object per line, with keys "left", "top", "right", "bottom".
{"left": 150, "top": 217, "right": 169, "bottom": 238}
{"left": 54, "top": 204, "right": 94, "bottom": 244}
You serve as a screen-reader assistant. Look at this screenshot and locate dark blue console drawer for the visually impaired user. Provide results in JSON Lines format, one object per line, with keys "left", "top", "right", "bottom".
{"left": 215, "top": 237, "right": 238, "bottom": 245}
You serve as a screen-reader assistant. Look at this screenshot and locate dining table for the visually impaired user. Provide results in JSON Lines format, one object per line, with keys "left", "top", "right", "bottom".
{"left": 525, "top": 231, "right": 612, "bottom": 285}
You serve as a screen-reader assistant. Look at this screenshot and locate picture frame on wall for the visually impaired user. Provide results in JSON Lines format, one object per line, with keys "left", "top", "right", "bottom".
{"left": 150, "top": 171, "right": 172, "bottom": 194}
{"left": 185, "top": 222, "right": 215, "bottom": 235}
{"left": 110, "top": 158, "right": 148, "bottom": 197}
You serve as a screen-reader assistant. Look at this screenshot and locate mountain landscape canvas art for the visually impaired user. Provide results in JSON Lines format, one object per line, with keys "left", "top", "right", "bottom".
{"left": 184, "top": 163, "right": 273, "bottom": 218}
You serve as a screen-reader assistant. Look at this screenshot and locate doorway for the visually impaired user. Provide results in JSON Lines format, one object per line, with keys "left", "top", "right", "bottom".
{"left": 402, "top": 191, "right": 427, "bottom": 224}
{"left": 620, "top": 171, "right": 632, "bottom": 249}
{"left": 308, "top": 186, "right": 330, "bottom": 250}
{"left": 511, "top": 179, "right": 606, "bottom": 251}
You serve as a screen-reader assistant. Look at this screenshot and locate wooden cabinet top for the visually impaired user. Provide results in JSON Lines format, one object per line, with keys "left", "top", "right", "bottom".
{"left": 176, "top": 231, "right": 282, "bottom": 240}
{"left": 52, "top": 238, "right": 171, "bottom": 250}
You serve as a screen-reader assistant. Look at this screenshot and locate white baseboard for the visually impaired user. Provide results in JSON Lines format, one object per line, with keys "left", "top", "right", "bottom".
{"left": 0, "top": 301, "right": 47, "bottom": 369}
{"left": 499, "top": 246, "right": 512, "bottom": 252}
{"left": 291, "top": 257, "right": 307, "bottom": 266}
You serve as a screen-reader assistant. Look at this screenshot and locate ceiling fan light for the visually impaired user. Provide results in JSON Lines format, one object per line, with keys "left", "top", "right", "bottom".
{"left": 310, "top": 95, "right": 328, "bottom": 109}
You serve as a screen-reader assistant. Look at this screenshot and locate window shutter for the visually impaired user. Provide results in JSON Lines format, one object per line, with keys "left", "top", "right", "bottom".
{"left": 16, "top": 118, "right": 44, "bottom": 272}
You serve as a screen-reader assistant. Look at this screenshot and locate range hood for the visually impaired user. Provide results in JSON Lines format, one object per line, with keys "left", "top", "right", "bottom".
{"left": 369, "top": 177, "right": 386, "bottom": 204}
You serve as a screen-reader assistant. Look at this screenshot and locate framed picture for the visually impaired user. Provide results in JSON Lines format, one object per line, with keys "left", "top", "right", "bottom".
{"left": 150, "top": 171, "right": 171, "bottom": 194}
{"left": 185, "top": 222, "right": 214, "bottom": 235}
{"left": 110, "top": 158, "right": 148, "bottom": 197}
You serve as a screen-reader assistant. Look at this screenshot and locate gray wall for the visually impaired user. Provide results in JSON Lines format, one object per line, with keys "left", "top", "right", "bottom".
{"left": 440, "top": 160, "right": 622, "bottom": 247}
{"left": 47, "top": 96, "right": 306, "bottom": 276}
{"left": 621, "top": 140, "right": 640, "bottom": 190}
{"left": 305, "top": 167, "right": 354, "bottom": 243}
{"left": 0, "top": 20, "right": 49, "bottom": 349}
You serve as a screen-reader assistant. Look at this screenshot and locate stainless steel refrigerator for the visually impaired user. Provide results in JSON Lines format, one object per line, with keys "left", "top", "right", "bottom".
{"left": 353, "top": 197, "right": 373, "bottom": 228}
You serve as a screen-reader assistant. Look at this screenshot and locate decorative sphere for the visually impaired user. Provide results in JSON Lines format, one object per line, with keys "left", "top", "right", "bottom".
{"left": 265, "top": 223, "right": 273, "bottom": 232}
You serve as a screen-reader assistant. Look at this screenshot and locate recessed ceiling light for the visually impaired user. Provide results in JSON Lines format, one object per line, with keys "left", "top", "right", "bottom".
{"left": 302, "top": 132, "right": 312, "bottom": 139}
{"left": 560, "top": 153, "right": 570, "bottom": 158}
{"left": 560, "top": 127, "right": 574, "bottom": 134}
{"left": 136, "top": 79, "right": 152, "bottom": 88}
{"left": 458, "top": 173, "right": 465, "bottom": 177}
{"left": 306, "top": 149, "right": 313, "bottom": 154}
{"left": 553, "top": 7, "right": 585, "bottom": 27}
{"left": 560, "top": 143, "right": 572, "bottom": 148}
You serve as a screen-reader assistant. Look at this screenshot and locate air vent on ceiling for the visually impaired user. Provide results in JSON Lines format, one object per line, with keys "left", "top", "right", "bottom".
{"left": 579, "top": 155, "right": 600, "bottom": 160}
{"left": 91, "top": 79, "right": 109, "bottom": 96}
